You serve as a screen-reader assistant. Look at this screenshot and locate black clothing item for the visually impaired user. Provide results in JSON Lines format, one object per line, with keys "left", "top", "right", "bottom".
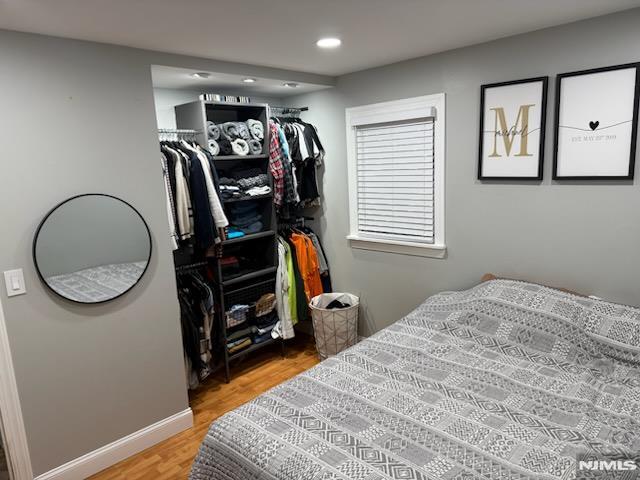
{"left": 161, "top": 146, "right": 179, "bottom": 233}
{"left": 188, "top": 150, "right": 217, "bottom": 248}
{"left": 178, "top": 290, "right": 205, "bottom": 372}
{"left": 286, "top": 238, "right": 310, "bottom": 322}
{"left": 299, "top": 158, "right": 320, "bottom": 203}
{"left": 326, "top": 299, "right": 350, "bottom": 309}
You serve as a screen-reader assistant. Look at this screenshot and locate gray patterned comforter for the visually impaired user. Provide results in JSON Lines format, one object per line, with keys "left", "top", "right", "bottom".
{"left": 45, "top": 261, "right": 146, "bottom": 303}
{"left": 191, "top": 279, "right": 640, "bottom": 480}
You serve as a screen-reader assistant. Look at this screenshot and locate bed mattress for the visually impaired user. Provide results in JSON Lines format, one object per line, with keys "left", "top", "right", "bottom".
{"left": 190, "top": 279, "right": 640, "bottom": 480}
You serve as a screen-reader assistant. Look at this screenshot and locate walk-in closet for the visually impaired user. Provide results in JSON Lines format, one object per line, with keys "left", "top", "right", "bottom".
{"left": 152, "top": 67, "right": 331, "bottom": 387}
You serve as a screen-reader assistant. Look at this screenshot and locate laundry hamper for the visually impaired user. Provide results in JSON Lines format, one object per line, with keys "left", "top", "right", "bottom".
{"left": 309, "top": 293, "right": 359, "bottom": 360}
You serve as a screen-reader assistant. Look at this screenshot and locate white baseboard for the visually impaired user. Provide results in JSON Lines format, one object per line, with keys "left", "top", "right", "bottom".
{"left": 35, "top": 408, "right": 193, "bottom": 480}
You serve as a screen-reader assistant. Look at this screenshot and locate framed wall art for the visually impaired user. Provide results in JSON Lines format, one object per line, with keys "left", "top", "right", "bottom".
{"left": 478, "top": 76, "right": 548, "bottom": 180}
{"left": 553, "top": 63, "right": 640, "bottom": 180}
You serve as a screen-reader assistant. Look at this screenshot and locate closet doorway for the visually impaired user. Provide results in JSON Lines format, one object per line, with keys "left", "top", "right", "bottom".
{"left": 0, "top": 297, "right": 32, "bottom": 480}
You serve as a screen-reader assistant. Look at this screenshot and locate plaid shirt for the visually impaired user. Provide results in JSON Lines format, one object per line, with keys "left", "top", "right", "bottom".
{"left": 269, "top": 121, "right": 285, "bottom": 206}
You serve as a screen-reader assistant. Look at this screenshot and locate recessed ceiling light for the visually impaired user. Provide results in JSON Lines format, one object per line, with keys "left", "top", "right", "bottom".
{"left": 283, "top": 82, "right": 299, "bottom": 88}
{"left": 190, "top": 72, "right": 211, "bottom": 79}
{"left": 242, "top": 78, "right": 257, "bottom": 83}
{"left": 316, "top": 37, "right": 341, "bottom": 49}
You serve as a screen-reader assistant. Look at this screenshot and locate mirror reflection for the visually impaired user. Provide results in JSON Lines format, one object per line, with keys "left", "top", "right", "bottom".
{"left": 33, "top": 194, "right": 151, "bottom": 303}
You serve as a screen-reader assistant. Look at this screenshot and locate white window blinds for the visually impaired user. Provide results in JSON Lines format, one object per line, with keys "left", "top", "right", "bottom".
{"left": 355, "top": 118, "right": 435, "bottom": 243}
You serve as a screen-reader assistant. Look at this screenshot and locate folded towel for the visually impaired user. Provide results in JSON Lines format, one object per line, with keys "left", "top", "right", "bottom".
{"left": 221, "top": 122, "right": 239, "bottom": 140}
{"left": 231, "top": 139, "right": 249, "bottom": 156}
{"left": 207, "top": 121, "right": 220, "bottom": 140}
{"left": 218, "top": 138, "right": 233, "bottom": 155}
{"left": 246, "top": 119, "right": 264, "bottom": 141}
{"left": 248, "top": 139, "right": 262, "bottom": 155}
{"left": 236, "top": 122, "right": 251, "bottom": 140}
{"left": 208, "top": 139, "right": 220, "bottom": 156}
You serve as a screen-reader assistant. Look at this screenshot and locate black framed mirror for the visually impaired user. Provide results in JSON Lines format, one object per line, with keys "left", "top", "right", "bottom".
{"left": 33, "top": 194, "right": 152, "bottom": 304}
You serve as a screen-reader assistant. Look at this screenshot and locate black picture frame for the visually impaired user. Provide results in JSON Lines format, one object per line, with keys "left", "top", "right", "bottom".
{"left": 478, "top": 76, "right": 548, "bottom": 181}
{"left": 32, "top": 193, "right": 152, "bottom": 305}
{"left": 552, "top": 62, "right": 640, "bottom": 180}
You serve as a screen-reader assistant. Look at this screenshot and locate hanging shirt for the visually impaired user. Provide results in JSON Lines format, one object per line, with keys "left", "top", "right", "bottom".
{"left": 163, "top": 146, "right": 193, "bottom": 240}
{"left": 268, "top": 121, "right": 285, "bottom": 206}
{"left": 273, "top": 237, "right": 295, "bottom": 340}
{"left": 290, "top": 233, "right": 323, "bottom": 301}
{"left": 181, "top": 140, "right": 228, "bottom": 230}
{"left": 160, "top": 152, "right": 179, "bottom": 250}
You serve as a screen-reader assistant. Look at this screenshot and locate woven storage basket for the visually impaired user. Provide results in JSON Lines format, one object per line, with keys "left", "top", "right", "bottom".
{"left": 309, "top": 293, "right": 359, "bottom": 360}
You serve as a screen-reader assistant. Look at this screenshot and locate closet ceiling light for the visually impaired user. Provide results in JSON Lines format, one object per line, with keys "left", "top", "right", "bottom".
{"left": 316, "top": 37, "right": 342, "bottom": 49}
{"left": 242, "top": 78, "right": 257, "bottom": 83}
{"left": 283, "top": 82, "right": 299, "bottom": 88}
{"left": 190, "top": 72, "right": 211, "bottom": 79}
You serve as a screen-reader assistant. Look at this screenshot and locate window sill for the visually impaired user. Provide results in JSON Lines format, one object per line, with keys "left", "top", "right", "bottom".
{"left": 347, "top": 235, "right": 447, "bottom": 259}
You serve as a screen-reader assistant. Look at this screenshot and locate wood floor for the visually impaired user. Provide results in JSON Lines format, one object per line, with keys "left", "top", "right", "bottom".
{"left": 91, "top": 336, "right": 319, "bottom": 480}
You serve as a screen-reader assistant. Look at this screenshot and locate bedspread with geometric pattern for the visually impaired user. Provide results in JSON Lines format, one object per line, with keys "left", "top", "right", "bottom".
{"left": 190, "top": 279, "right": 640, "bottom": 480}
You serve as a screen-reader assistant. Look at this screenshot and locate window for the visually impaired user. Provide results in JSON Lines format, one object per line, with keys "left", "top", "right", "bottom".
{"left": 345, "top": 94, "right": 445, "bottom": 258}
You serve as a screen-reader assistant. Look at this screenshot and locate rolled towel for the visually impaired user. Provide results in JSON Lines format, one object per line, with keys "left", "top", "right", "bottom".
{"left": 208, "top": 139, "right": 220, "bottom": 156}
{"left": 207, "top": 121, "right": 220, "bottom": 140}
{"left": 231, "top": 139, "right": 249, "bottom": 156}
{"left": 218, "top": 138, "right": 233, "bottom": 156}
{"left": 221, "top": 122, "right": 240, "bottom": 140}
{"left": 246, "top": 119, "right": 264, "bottom": 140}
{"left": 247, "top": 139, "right": 262, "bottom": 155}
{"left": 235, "top": 122, "right": 251, "bottom": 140}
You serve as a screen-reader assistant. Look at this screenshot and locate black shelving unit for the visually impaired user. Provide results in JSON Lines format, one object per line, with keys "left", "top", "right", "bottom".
{"left": 175, "top": 100, "right": 283, "bottom": 382}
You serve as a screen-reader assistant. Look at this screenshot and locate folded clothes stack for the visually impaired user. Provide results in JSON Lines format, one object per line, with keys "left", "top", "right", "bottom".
{"left": 226, "top": 303, "right": 249, "bottom": 328}
{"left": 206, "top": 119, "right": 264, "bottom": 156}
{"left": 254, "top": 293, "right": 278, "bottom": 332}
{"left": 224, "top": 292, "right": 280, "bottom": 354}
{"left": 220, "top": 256, "right": 240, "bottom": 278}
{"left": 218, "top": 172, "right": 271, "bottom": 201}
{"left": 227, "top": 203, "right": 263, "bottom": 234}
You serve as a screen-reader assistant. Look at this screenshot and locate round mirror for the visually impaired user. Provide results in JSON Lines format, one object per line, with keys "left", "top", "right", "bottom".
{"left": 33, "top": 194, "right": 152, "bottom": 304}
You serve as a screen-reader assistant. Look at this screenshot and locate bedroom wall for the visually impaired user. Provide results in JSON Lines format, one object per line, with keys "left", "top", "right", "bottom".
{"left": 0, "top": 29, "right": 333, "bottom": 476}
{"left": 287, "top": 8, "right": 640, "bottom": 336}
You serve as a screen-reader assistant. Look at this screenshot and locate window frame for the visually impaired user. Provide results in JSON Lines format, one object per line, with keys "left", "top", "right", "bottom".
{"left": 345, "top": 93, "right": 446, "bottom": 258}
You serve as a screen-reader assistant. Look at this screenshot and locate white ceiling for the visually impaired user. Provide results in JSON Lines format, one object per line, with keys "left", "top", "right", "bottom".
{"left": 2, "top": 0, "right": 639, "bottom": 76}
{"left": 151, "top": 66, "right": 330, "bottom": 96}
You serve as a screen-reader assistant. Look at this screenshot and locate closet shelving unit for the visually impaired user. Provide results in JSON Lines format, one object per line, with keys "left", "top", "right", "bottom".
{"left": 175, "top": 100, "right": 283, "bottom": 382}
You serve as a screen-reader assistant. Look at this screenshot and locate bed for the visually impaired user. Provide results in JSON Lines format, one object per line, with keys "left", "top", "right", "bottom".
{"left": 190, "top": 279, "right": 640, "bottom": 480}
{"left": 45, "top": 261, "right": 147, "bottom": 303}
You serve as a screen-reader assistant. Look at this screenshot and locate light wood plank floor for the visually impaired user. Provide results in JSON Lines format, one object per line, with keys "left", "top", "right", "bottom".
{"left": 91, "top": 336, "right": 319, "bottom": 480}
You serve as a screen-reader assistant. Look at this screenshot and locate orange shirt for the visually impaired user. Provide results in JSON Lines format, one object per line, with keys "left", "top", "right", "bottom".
{"left": 290, "top": 233, "right": 323, "bottom": 301}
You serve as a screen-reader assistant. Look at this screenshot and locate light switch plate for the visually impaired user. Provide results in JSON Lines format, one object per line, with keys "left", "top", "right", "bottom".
{"left": 4, "top": 269, "right": 26, "bottom": 297}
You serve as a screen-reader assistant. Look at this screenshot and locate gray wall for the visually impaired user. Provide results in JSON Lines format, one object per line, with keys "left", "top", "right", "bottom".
{"left": 287, "top": 8, "right": 640, "bottom": 336}
{"left": 0, "top": 30, "right": 332, "bottom": 476}
{"left": 35, "top": 196, "right": 150, "bottom": 277}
